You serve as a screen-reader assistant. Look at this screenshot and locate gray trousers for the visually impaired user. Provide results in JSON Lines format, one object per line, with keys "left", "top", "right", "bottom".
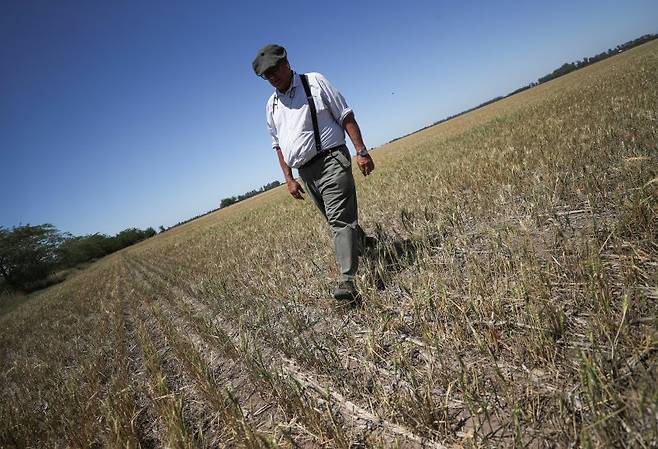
{"left": 298, "top": 145, "right": 364, "bottom": 282}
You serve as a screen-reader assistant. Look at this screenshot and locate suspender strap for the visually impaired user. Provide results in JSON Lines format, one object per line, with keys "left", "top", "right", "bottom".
{"left": 300, "top": 74, "right": 322, "bottom": 153}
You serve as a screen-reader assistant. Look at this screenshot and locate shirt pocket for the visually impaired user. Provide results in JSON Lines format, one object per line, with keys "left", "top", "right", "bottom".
{"left": 303, "top": 93, "right": 328, "bottom": 130}
{"left": 309, "top": 85, "right": 328, "bottom": 113}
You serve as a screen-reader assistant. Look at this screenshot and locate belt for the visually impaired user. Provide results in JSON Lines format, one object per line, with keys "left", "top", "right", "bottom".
{"left": 298, "top": 145, "right": 346, "bottom": 170}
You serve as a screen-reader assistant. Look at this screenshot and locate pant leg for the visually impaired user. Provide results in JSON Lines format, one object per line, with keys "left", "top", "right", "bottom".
{"left": 299, "top": 170, "right": 326, "bottom": 220}
{"left": 316, "top": 147, "right": 360, "bottom": 282}
{"left": 299, "top": 146, "right": 362, "bottom": 282}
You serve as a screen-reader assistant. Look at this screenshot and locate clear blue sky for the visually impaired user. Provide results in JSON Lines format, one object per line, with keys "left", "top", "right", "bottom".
{"left": 2, "top": 0, "right": 657, "bottom": 236}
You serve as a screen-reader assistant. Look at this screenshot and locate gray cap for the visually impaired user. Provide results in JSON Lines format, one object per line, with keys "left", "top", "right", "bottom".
{"left": 252, "top": 44, "right": 287, "bottom": 76}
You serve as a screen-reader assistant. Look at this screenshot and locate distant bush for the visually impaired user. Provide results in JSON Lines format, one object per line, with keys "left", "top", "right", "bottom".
{"left": 0, "top": 224, "right": 156, "bottom": 292}
{"left": 220, "top": 197, "right": 237, "bottom": 208}
{"left": 58, "top": 233, "right": 108, "bottom": 266}
{"left": 0, "top": 224, "right": 64, "bottom": 290}
{"left": 58, "top": 227, "right": 156, "bottom": 267}
{"left": 163, "top": 180, "right": 283, "bottom": 233}
{"left": 219, "top": 180, "right": 282, "bottom": 209}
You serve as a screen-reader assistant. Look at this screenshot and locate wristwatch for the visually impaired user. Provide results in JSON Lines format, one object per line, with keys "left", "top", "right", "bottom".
{"left": 356, "top": 148, "right": 369, "bottom": 157}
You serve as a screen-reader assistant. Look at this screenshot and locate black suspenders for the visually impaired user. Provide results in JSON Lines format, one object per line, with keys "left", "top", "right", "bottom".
{"left": 300, "top": 74, "right": 323, "bottom": 153}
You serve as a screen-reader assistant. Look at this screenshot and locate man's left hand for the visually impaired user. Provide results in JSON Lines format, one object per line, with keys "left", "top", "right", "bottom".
{"left": 356, "top": 154, "right": 375, "bottom": 177}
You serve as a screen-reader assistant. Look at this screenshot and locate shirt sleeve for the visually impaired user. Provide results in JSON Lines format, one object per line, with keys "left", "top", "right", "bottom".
{"left": 265, "top": 96, "right": 279, "bottom": 149}
{"left": 314, "top": 73, "right": 353, "bottom": 125}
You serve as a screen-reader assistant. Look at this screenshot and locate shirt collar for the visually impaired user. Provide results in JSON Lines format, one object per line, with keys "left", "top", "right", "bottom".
{"left": 277, "top": 71, "right": 299, "bottom": 97}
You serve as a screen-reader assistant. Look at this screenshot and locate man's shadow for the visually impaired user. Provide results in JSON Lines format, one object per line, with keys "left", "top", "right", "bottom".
{"left": 360, "top": 225, "right": 437, "bottom": 290}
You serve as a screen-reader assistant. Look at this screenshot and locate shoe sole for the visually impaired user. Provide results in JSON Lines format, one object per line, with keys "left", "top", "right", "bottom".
{"left": 333, "top": 297, "right": 361, "bottom": 309}
{"left": 333, "top": 292, "right": 356, "bottom": 301}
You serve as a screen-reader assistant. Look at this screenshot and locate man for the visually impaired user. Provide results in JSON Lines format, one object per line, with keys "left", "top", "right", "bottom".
{"left": 252, "top": 44, "right": 375, "bottom": 302}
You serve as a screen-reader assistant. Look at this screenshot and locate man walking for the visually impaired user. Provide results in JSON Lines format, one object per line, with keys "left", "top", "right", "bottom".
{"left": 253, "top": 44, "right": 375, "bottom": 302}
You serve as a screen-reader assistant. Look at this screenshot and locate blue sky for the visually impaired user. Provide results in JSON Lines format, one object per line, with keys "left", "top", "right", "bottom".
{"left": 2, "top": 0, "right": 657, "bottom": 236}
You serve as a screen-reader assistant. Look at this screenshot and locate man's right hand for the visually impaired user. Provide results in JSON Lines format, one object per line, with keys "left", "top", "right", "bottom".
{"left": 287, "top": 179, "right": 305, "bottom": 200}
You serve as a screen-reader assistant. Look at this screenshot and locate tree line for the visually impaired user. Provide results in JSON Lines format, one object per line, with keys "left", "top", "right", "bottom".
{"left": 157, "top": 180, "right": 283, "bottom": 233}
{"left": 0, "top": 224, "right": 156, "bottom": 292}
{"left": 536, "top": 33, "right": 658, "bottom": 83}
{"left": 219, "top": 180, "right": 282, "bottom": 209}
{"left": 390, "top": 33, "right": 657, "bottom": 144}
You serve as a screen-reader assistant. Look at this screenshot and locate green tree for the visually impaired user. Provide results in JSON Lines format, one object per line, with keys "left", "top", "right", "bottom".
{"left": 0, "top": 224, "right": 64, "bottom": 289}
{"left": 58, "top": 233, "right": 108, "bottom": 266}
{"left": 221, "top": 197, "right": 237, "bottom": 208}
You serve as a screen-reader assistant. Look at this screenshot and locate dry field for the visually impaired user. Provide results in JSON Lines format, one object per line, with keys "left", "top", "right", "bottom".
{"left": 1, "top": 41, "right": 657, "bottom": 449}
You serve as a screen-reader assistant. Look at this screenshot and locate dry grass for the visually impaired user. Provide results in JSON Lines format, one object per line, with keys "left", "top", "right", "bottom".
{"left": 1, "top": 41, "right": 657, "bottom": 448}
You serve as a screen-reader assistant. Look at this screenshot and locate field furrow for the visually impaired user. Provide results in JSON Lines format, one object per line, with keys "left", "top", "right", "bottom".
{"left": 2, "top": 261, "right": 127, "bottom": 447}
{"left": 126, "top": 254, "right": 365, "bottom": 446}
{"left": 126, "top": 253, "right": 454, "bottom": 448}
{"left": 126, "top": 255, "right": 289, "bottom": 447}
{"left": 123, "top": 267, "right": 203, "bottom": 449}
{"left": 128, "top": 249, "right": 509, "bottom": 437}
{"left": 97, "top": 261, "right": 148, "bottom": 449}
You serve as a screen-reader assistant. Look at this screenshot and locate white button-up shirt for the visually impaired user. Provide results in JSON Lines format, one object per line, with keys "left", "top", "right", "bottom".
{"left": 266, "top": 72, "right": 353, "bottom": 168}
